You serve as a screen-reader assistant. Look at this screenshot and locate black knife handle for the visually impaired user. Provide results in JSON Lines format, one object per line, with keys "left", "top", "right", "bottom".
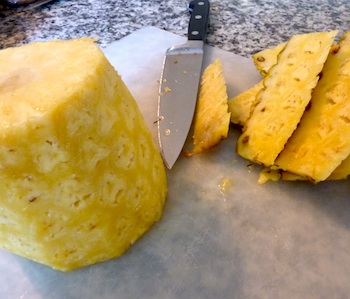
{"left": 188, "top": 0, "right": 210, "bottom": 41}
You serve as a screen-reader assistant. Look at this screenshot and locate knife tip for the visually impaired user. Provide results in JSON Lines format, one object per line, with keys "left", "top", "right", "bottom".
{"left": 159, "top": 148, "right": 178, "bottom": 170}
{"left": 165, "top": 163, "right": 174, "bottom": 170}
{"left": 163, "top": 156, "right": 175, "bottom": 170}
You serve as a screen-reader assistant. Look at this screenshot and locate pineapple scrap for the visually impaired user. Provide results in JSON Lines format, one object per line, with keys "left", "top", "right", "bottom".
{"left": 328, "top": 154, "right": 350, "bottom": 180}
{"left": 253, "top": 42, "right": 287, "bottom": 76}
{"left": 258, "top": 168, "right": 282, "bottom": 184}
{"left": 237, "top": 30, "right": 337, "bottom": 167}
{"left": 219, "top": 177, "right": 233, "bottom": 193}
{"left": 0, "top": 38, "right": 167, "bottom": 271}
{"left": 228, "top": 43, "right": 286, "bottom": 127}
{"left": 259, "top": 155, "right": 350, "bottom": 183}
{"left": 187, "top": 58, "right": 230, "bottom": 155}
{"left": 262, "top": 157, "right": 350, "bottom": 182}
{"left": 250, "top": 41, "right": 350, "bottom": 183}
{"left": 227, "top": 30, "right": 350, "bottom": 183}
{"left": 227, "top": 81, "right": 263, "bottom": 126}
{"left": 276, "top": 32, "right": 350, "bottom": 182}
{"left": 280, "top": 171, "right": 306, "bottom": 181}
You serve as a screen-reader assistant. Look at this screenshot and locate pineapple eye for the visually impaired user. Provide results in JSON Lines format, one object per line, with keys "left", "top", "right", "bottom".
{"left": 331, "top": 44, "right": 340, "bottom": 54}
{"left": 340, "top": 115, "right": 350, "bottom": 123}
{"left": 242, "top": 135, "right": 249, "bottom": 144}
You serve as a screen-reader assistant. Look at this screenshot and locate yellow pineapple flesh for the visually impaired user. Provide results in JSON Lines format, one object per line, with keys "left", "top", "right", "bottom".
{"left": 258, "top": 168, "right": 281, "bottom": 184}
{"left": 275, "top": 32, "right": 350, "bottom": 182}
{"left": 259, "top": 156, "right": 350, "bottom": 183}
{"left": 228, "top": 42, "right": 286, "bottom": 127}
{"left": 253, "top": 42, "right": 287, "bottom": 76}
{"left": 0, "top": 38, "right": 167, "bottom": 271}
{"left": 227, "top": 81, "right": 263, "bottom": 126}
{"left": 260, "top": 152, "right": 350, "bottom": 183}
{"left": 328, "top": 154, "right": 350, "bottom": 180}
{"left": 228, "top": 43, "right": 286, "bottom": 126}
{"left": 188, "top": 58, "right": 230, "bottom": 155}
{"left": 236, "top": 30, "right": 337, "bottom": 166}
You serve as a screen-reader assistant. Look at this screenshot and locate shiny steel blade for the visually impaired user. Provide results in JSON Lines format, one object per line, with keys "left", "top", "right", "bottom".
{"left": 158, "top": 41, "right": 204, "bottom": 169}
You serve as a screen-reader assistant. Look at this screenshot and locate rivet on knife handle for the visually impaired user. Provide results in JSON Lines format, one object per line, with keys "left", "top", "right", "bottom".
{"left": 188, "top": 0, "right": 210, "bottom": 41}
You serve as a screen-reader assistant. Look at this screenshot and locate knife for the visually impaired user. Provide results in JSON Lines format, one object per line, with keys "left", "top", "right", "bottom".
{"left": 157, "top": 0, "right": 210, "bottom": 169}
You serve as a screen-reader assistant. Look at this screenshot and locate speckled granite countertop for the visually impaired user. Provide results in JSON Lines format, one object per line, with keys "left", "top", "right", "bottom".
{"left": 1, "top": 0, "right": 350, "bottom": 57}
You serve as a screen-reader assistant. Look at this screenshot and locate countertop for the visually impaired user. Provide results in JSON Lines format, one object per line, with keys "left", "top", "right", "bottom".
{"left": 1, "top": 0, "right": 350, "bottom": 57}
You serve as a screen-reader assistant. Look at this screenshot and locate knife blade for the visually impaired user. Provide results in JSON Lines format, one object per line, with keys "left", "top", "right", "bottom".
{"left": 157, "top": 0, "right": 210, "bottom": 169}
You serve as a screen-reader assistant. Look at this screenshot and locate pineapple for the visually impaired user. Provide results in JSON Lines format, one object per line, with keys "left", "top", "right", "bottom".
{"left": 228, "top": 81, "right": 263, "bottom": 126}
{"left": 259, "top": 154, "right": 350, "bottom": 183}
{"left": 187, "top": 58, "right": 230, "bottom": 155}
{"left": 280, "top": 172, "right": 305, "bottom": 181}
{"left": 328, "top": 154, "right": 350, "bottom": 180}
{"left": 253, "top": 42, "right": 287, "bottom": 76}
{"left": 236, "top": 31, "right": 337, "bottom": 167}
{"left": 228, "top": 42, "right": 285, "bottom": 127}
{"left": 275, "top": 32, "right": 350, "bottom": 182}
{"left": 228, "top": 42, "right": 287, "bottom": 127}
{"left": 0, "top": 38, "right": 167, "bottom": 271}
{"left": 258, "top": 168, "right": 281, "bottom": 184}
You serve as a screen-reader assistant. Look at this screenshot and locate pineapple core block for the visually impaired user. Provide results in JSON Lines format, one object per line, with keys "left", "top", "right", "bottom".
{"left": 0, "top": 38, "right": 167, "bottom": 271}
{"left": 276, "top": 32, "right": 350, "bottom": 182}
{"left": 236, "top": 30, "right": 337, "bottom": 166}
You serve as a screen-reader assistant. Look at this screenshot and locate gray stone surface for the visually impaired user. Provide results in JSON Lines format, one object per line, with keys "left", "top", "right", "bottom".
{"left": 1, "top": 0, "right": 350, "bottom": 57}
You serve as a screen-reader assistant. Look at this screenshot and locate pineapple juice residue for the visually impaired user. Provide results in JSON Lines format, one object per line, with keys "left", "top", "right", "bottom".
{"left": 219, "top": 177, "right": 233, "bottom": 193}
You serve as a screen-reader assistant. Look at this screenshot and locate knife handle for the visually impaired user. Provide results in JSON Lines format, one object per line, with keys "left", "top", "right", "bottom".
{"left": 188, "top": 0, "right": 210, "bottom": 41}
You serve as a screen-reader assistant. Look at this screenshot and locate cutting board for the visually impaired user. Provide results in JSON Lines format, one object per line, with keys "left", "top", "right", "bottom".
{"left": 2, "top": 27, "right": 350, "bottom": 299}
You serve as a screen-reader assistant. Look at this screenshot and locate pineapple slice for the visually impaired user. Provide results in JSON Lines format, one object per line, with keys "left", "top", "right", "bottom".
{"left": 0, "top": 38, "right": 167, "bottom": 271}
{"left": 280, "top": 172, "right": 306, "bottom": 181}
{"left": 228, "top": 43, "right": 286, "bottom": 127}
{"left": 236, "top": 30, "right": 337, "bottom": 167}
{"left": 328, "top": 154, "right": 350, "bottom": 180}
{"left": 187, "top": 58, "right": 230, "bottom": 155}
{"left": 260, "top": 146, "right": 350, "bottom": 183}
{"left": 227, "top": 81, "right": 263, "bottom": 126}
{"left": 259, "top": 155, "right": 350, "bottom": 183}
{"left": 253, "top": 42, "right": 287, "bottom": 76}
{"left": 275, "top": 32, "right": 350, "bottom": 182}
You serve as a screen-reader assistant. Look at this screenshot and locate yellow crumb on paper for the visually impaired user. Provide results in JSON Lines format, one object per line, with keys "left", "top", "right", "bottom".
{"left": 258, "top": 168, "right": 281, "bottom": 184}
{"left": 219, "top": 177, "right": 233, "bottom": 193}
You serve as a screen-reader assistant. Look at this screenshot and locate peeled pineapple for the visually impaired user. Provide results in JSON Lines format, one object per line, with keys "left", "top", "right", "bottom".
{"left": 236, "top": 31, "right": 337, "bottom": 166}
{"left": 275, "top": 32, "right": 350, "bottom": 182}
{"left": 0, "top": 38, "right": 167, "bottom": 271}
{"left": 187, "top": 58, "right": 230, "bottom": 155}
